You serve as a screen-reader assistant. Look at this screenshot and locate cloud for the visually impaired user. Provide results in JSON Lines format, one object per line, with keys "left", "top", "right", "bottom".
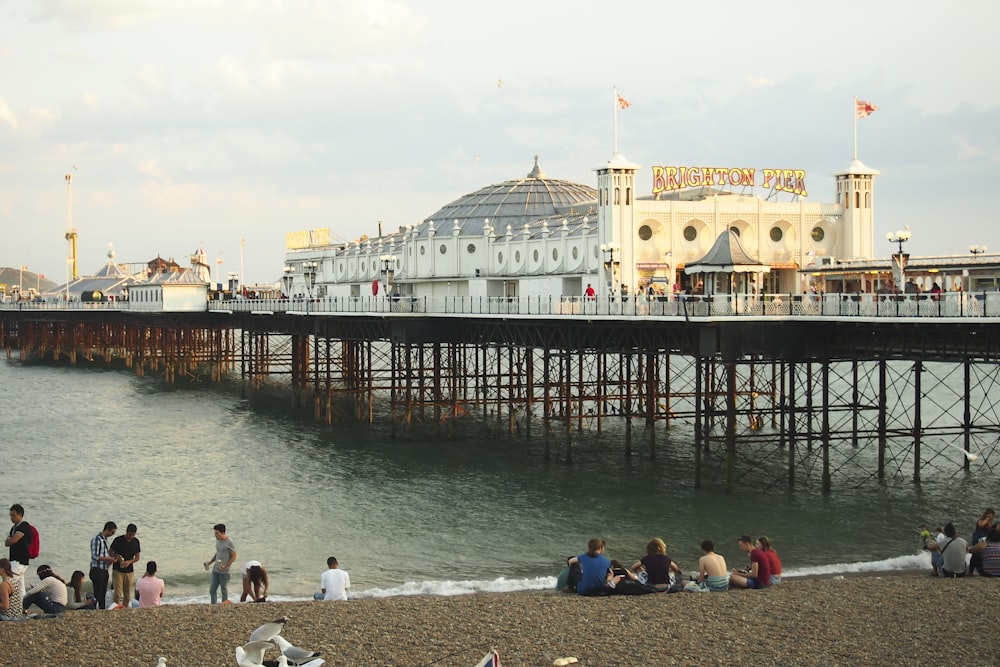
{"left": 0, "top": 99, "right": 17, "bottom": 129}
{"left": 747, "top": 76, "right": 775, "bottom": 88}
{"left": 954, "top": 136, "right": 1000, "bottom": 163}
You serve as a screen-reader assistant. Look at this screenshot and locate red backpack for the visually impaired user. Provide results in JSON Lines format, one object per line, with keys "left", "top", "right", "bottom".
{"left": 26, "top": 523, "right": 40, "bottom": 559}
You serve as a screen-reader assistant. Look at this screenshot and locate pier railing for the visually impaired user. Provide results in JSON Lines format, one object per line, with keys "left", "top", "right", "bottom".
{"left": 208, "top": 290, "right": 1000, "bottom": 318}
{"left": 4, "top": 291, "right": 999, "bottom": 318}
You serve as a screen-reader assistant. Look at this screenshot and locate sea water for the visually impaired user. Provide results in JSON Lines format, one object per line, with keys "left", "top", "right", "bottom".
{"left": 0, "top": 358, "right": 992, "bottom": 605}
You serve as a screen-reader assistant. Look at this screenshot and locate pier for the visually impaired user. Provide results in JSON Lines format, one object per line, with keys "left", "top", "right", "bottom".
{"left": 3, "top": 293, "right": 999, "bottom": 491}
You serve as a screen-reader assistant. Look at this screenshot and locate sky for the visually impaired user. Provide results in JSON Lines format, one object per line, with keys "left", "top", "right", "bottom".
{"left": 2, "top": 0, "right": 999, "bottom": 286}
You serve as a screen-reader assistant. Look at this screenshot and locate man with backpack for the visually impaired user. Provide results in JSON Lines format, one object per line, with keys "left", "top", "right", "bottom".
{"left": 5, "top": 504, "right": 33, "bottom": 566}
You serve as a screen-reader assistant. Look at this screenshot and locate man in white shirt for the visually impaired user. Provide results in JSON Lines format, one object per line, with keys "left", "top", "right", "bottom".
{"left": 316, "top": 556, "right": 350, "bottom": 601}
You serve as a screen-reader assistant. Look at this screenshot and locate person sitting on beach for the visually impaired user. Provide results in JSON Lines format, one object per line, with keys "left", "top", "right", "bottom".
{"left": 608, "top": 559, "right": 654, "bottom": 595}
{"left": 23, "top": 564, "right": 67, "bottom": 614}
{"left": 567, "top": 538, "right": 613, "bottom": 596}
{"left": 1, "top": 558, "right": 25, "bottom": 620}
{"left": 696, "top": 540, "right": 730, "bottom": 592}
{"left": 927, "top": 523, "right": 967, "bottom": 578}
{"left": 757, "top": 536, "right": 782, "bottom": 585}
{"left": 632, "top": 538, "right": 679, "bottom": 592}
{"left": 729, "top": 534, "right": 771, "bottom": 589}
{"left": 969, "top": 509, "right": 994, "bottom": 576}
{"left": 65, "top": 570, "right": 97, "bottom": 610}
{"left": 240, "top": 560, "right": 269, "bottom": 602}
{"left": 315, "top": 556, "right": 350, "bottom": 601}
{"left": 968, "top": 526, "right": 1000, "bottom": 577}
{"left": 134, "top": 561, "right": 164, "bottom": 608}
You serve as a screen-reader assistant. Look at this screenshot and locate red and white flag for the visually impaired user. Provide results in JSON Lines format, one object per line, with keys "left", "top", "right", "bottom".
{"left": 856, "top": 99, "right": 878, "bottom": 118}
{"left": 617, "top": 93, "right": 631, "bottom": 110}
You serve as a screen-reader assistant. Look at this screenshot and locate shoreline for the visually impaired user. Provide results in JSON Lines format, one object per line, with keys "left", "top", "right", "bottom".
{"left": 2, "top": 571, "right": 996, "bottom": 666}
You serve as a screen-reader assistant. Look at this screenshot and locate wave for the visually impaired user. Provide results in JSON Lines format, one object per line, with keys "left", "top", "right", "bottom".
{"left": 156, "top": 554, "right": 933, "bottom": 606}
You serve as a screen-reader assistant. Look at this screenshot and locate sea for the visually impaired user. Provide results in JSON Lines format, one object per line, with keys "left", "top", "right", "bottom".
{"left": 1, "top": 357, "right": 995, "bottom": 605}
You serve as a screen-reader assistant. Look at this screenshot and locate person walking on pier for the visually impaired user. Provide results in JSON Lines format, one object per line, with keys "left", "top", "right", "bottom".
{"left": 204, "top": 523, "right": 237, "bottom": 604}
{"left": 89, "top": 521, "right": 118, "bottom": 609}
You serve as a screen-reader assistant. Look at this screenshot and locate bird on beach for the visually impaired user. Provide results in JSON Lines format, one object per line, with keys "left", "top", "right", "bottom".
{"left": 249, "top": 617, "right": 290, "bottom": 642}
{"left": 273, "top": 635, "right": 323, "bottom": 665}
{"left": 236, "top": 640, "right": 279, "bottom": 667}
{"left": 154, "top": 658, "right": 167, "bottom": 667}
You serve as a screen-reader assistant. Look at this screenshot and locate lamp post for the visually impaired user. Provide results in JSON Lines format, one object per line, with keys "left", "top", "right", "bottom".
{"left": 600, "top": 242, "right": 621, "bottom": 296}
{"left": 969, "top": 245, "right": 987, "bottom": 256}
{"left": 282, "top": 265, "right": 295, "bottom": 297}
{"left": 886, "top": 227, "right": 911, "bottom": 292}
{"left": 302, "top": 261, "right": 318, "bottom": 297}
{"left": 379, "top": 254, "right": 397, "bottom": 295}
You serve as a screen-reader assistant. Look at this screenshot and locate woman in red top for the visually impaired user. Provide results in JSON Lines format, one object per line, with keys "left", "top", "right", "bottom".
{"left": 757, "top": 536, "right": 782, "bottom": 584}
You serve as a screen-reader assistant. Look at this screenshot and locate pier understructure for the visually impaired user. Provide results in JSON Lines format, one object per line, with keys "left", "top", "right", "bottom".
{"left": 3, "top": 311, "right": 999, "bottom": 491}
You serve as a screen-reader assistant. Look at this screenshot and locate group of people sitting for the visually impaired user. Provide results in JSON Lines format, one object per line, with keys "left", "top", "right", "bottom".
{"left": 560, "top": 534, "right": 782, "bottom": 596}
{"left": 924, "top": 507, "right": 1000, "bottom": 578}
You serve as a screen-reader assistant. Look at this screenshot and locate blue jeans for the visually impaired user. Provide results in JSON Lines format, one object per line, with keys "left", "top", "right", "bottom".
{"left": 23, "top": 592, "right": 66, "bottom": 614}
{"left": 210, "top": 571, "right": 230, "bottom": 604}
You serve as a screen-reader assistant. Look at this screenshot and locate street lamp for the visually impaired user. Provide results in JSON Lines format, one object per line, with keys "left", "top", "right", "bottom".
{"left": 282, "top": 265, "right": 295, "bottom": 297}
{"left": 969, "top": 245, "right": 987, "bottom": 256}
{"left": 886, "top": 226, "right": 911, "bottom": 292}
{"left": 302, "top": 261, "right": 318, "bottom": 297}
{"left": 600, "top": 242, "right": 621, "bottom": 295}
{"left": 379, "top": 254, "right": 397, "bottom": 294}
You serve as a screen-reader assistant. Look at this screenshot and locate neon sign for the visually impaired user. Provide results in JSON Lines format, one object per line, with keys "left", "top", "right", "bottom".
{"left": 651, "top": 166, "right": 808, "bottom": 197}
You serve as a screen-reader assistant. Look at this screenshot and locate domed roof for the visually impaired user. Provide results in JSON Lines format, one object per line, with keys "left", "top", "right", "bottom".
{"left": 417, "top": 156, "right": 597, "bottom": 237}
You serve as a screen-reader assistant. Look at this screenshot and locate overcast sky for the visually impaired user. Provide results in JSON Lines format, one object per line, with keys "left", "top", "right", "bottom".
{"left": 2, "top": 0, "right": 998, "bottom": 285}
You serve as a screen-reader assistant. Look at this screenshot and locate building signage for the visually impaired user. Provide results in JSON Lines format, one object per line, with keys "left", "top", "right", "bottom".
{"left": 651, "top": 166, "right": 808, "bottom": 197}
{"left": 285, "top": 228, "right": 331, "bottom": 250}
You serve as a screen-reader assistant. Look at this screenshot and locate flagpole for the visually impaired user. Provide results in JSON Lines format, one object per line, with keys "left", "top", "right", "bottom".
{"left": 853, "top": 96, "right": 858, "bottom": 160}
{"left": 613, "top": 86, "right": 619, "bottom": 154}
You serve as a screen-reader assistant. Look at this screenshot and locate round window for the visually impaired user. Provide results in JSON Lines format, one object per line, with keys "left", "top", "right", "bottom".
{"left": 515, "top": 250, "right": 521, "bottom": 263}
{"left": 638, "top": 225, "right": 652, "bottom": 241}
{"left": 729, "top": 226, "right": 741, "bottom": 237}
{"left": 497, "top": 252, "right": 504, "bottom": 263}
{"left": 770, "top": 227, "right": 784, "bottom": 243}
{"left": 683, "top": 225, "right": 697, "bottom": 242}
{"left": 811, "top": 226, "right": 825, "bottom": 242}
{"left": 552, "top": 248, "right": 559, "bottom": 261}
{"left": 439, "top": 244, "right": 447, "bottom": 255}
{"left": 533, "top": 249, "right": 539, "bottom": 262}
{"left": 419, "top": 246, "right": 426, "bottom": 255}
{"left": 466, "top": 243, "right": 476, "bottom": 254}
{"left": 571, "top": 246, "right": 579, "bottom": 260}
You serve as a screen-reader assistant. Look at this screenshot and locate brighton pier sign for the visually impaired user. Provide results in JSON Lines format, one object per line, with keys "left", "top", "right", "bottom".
{"left": 651, "top": 166, "right": 808, "bottom": 197}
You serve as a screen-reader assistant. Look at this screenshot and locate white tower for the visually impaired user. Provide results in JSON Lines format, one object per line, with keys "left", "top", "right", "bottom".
{"left": 595, "top": 153, "right": 640, "bottom": 296}
{"left": 833, "top": 159, "right": 879, "bottom": 259}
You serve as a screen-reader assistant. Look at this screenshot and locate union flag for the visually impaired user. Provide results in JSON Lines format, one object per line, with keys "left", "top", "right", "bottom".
{"left": 617, "top": 93, "right": 631, "bottom": 110}
{"left": 856, "top": 99, "right": 879, "bottom": 118}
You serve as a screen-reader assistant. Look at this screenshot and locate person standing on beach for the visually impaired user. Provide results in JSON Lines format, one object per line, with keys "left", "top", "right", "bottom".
{"left": 697, "top": 540, "right": 730, "bottom": 592}
{"left": 110, "top": 523, "right": 141, "bottom": 608}
{"left": 729, "top": 534, "right": 771, "bottom": 589}
{"left": 240, "top": 560, "right": 269, "bottom": 602}
{"left": 204, "top": 523, "right": 236, "bottom": 604}
{"left": 5, "top": 504, "right": 32, "bottom": 566}
{"left": 134, "top": 561, "right": 164, "bottom": 608}
{"left": 315, "top": 556, "right": 350, "bottom": 601}
{"left": 89, "top": 521, "right": 118, "bottom": 609}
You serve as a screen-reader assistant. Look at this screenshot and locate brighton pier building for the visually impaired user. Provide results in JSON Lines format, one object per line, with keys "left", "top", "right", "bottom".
{"left": 281, "top": 151, "right": 878, "bottom": 301}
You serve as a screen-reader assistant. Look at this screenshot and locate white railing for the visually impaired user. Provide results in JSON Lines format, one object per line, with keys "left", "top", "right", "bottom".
{"left": 3, "top": 291, "right": 999, "bottom": 318}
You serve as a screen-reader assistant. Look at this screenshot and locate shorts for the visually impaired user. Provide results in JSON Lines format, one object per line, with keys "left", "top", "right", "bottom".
{"left": 745, "top": 578, "right": 767, "bottom": 589}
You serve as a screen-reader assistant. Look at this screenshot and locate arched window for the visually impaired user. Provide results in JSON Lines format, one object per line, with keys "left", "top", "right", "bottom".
{"left": 614, "top": 187, "right": 620, "bottom": 205}
{"left": 626, "top": 187, "right": 632, "bottom": 205}
{"left": 855, "top": 191, "right": 860, "bottom": 208}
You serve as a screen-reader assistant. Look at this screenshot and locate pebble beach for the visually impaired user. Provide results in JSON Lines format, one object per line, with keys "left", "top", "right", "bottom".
{"left": 1, "top": 573, "right": 996, "bottom": 666}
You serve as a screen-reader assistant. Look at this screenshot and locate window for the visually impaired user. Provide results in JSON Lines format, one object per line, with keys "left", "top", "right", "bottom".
{"left": 466, "top": 243, "right": 476, "bottom": 254}
{"left": 439, "top": 244, "right": 447, "bottom": 255}
{"left": 497, "top": 251, "right": 504, "bottom": 263}
{"left": 571, "top": 246, "right": 579, "bottom": 260}
{"left": 638, "top": 225, "right": 652, "bottom": 241}
{"left": 552, "top": 248, "right": 559, "bottom": 261}
{"left": 729, "top": 226, "right": 741, "bottom": 237}
{"left": 770, "top": 227, "right": 783, "bottom": 243}
{"left": 419, "top": 246, "right": 426, "bottom": 255}
{"left": 515, "top": 250, "right": 521, "bottom": 263}
{"left": 683, "top": 225, "right": 697, "bottom": 242}
{"left": 811, "top": 227, "right": 825, "bottom": 242}
{"left": 533, "top": 249, "right": 539, "bottom": 262}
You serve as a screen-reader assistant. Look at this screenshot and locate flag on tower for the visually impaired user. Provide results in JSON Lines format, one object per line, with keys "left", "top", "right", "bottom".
{"left": 617, "top": 93, "right": 632, "bottom": 110}
{"left": 856, "top": 99, "right": 878, "bottom": 118}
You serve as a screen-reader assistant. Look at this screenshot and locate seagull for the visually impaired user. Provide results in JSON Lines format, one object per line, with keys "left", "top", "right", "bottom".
{"left": 154, "top": 659, "right": 167, "bottom": 667}
{"left": 943, "top": 440, "right": 988, "bottom": 461}
{"left": 249, "top": 617, "right": 290, "bottom": 642}
{"left": 273, "top": 635, "right": 323, "bottom": 665}
{"left": 236, "top": 641, "right": 277, "bottom": 667}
